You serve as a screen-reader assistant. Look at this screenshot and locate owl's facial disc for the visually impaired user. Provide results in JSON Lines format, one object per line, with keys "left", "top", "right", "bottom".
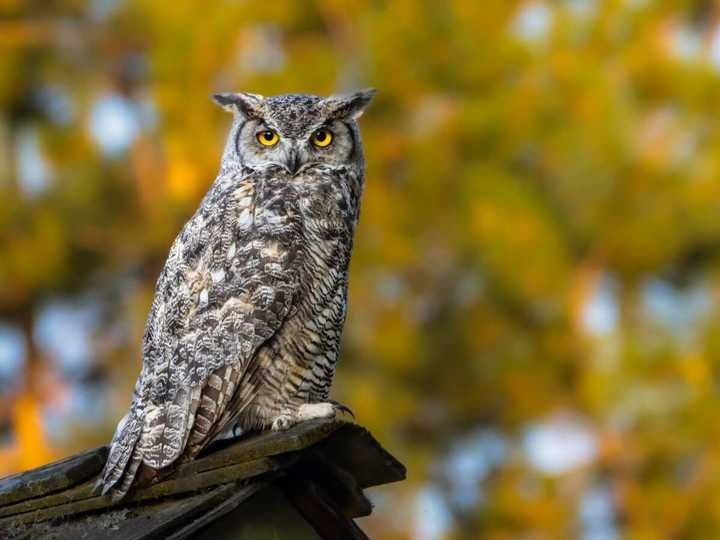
{"left": 250, "top": 126, "right": 303, "bottom": 175}
{"left": 218, "top": 89, "right": 376, "bottom": 175}
{"left": 252, "top": 127, "right": 301, "bottom": 175}
{"left": 241, "top": 121, "right": 349, "bottom": 176}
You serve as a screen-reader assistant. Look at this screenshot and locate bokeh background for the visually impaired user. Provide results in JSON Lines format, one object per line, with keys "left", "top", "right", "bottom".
{"left": 3, "top": 0, "right": 720, "bottom": 538}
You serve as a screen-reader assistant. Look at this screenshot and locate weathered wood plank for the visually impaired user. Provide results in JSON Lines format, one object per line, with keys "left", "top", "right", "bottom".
{"left": 317, "top": 457, "right": 373, "bottom": 518}
{"left": 193, "top": 485, "right": 321, "bottom": 540}
{"left": 184, "top": 418, "right": 344, "bottom": 475}
{"left": 0, "top": 418, "right": 406, "bottom": 539}
{"left": 281, "top": 470, "right": 369, "bottom": 540}
{"left": 287, "top": 449, "right": 373, "bottom": 519}
{"left": 0, "top": 480, "right": 95, "bottom": 519}
{"left": 0, "top": 456, "right": 285, "bottom": 526}
{"left": 4, "top": 483, "right": 256, "bottom": 540}
{"left": 0, "top": 445, "right": 108, "bottom": 507}
{"left": 314, "top": 423, "right": 406, "bottom": 488}
{"left": 120, "top": 483, "right": 252, "bottom": 540}
{"left": 165, "top": 482, "right": 265, "bottom": 540}
{"left": 0, "top": 419, "right": 342, "bottom": 521}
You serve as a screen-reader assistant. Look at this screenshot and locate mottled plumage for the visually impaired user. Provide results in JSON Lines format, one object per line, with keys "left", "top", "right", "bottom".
{"left": 97, "top": 89, "right": 375, "bottom": 500}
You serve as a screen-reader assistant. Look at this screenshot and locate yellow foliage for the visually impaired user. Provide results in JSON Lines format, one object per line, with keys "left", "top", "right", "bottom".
{"left": 4, "top": 1, "right": 720, "bottom": 538}
{"left": 166, "top": 143, "right": 201, "bottom": 202}
{"left": 14, "top": 393, "right": 53, "bottom": 472}
{"left": 680, "top": 354, "right": 710, "bottom": 392}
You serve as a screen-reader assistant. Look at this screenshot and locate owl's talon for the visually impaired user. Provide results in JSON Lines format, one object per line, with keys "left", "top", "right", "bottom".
{"left": 271, "top": 414, "right": 294, "bottom": 431}
{"left": 328, "top": 400, "right": 354, "bottom": 418}
{"left": 270, "top": 400, "right": 354, "bottom": 431}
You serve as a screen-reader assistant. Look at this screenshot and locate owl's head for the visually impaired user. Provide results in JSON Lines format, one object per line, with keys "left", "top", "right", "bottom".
{"left": 213, "top": 90, "right": 375, "bottom": 175}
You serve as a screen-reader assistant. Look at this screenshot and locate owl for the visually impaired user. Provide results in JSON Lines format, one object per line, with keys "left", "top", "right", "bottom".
{"left": 97, "top": 89, "right": 375, "bottom": 500}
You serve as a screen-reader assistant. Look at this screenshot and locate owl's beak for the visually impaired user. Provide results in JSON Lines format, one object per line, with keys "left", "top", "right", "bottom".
{"left": 285, "top": 148, "right": 301, "bottom": 176}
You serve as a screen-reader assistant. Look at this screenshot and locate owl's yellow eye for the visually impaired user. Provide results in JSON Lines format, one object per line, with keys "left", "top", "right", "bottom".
{"left": 257, "top": 130, "right": 279, "bottom": 147}
{"left": 311, "top": 128, "right": 333, "bottom": 148}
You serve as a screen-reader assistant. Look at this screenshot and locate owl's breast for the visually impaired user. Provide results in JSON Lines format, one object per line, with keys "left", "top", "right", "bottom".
{"left": 293, "top": 170, "right": 360, "bottom": 238}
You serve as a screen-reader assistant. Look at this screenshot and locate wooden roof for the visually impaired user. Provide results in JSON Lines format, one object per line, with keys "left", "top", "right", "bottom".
{"left": 0, "top": 420, "right": 405, "bottom": 539}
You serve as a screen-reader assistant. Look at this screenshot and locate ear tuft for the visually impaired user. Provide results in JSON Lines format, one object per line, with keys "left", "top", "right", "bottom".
{"left": 212, "top": 92, "right": 264, "bottom": 117}
{"left": 212, "top": 93, "right": 238, "bottom": 112}
{"left": 324, "top": 88, "right": 377, "bottom": 120}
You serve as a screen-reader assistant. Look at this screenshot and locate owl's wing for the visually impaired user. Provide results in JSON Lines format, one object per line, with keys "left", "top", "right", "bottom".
{"left": 99, "top": 172, "right": 305, "bottom": 499}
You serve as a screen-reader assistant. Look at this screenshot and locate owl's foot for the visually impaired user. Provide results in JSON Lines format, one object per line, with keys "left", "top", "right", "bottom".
{"left": 270, "top": 401, "right": 353, "bottom": 431}
{"left": 326, "top": 399, "right": 354, "bottom": 418}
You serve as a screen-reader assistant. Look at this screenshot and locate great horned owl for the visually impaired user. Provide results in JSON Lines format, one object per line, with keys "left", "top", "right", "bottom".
{"left": 97, "top": 89, "right": 375, "bottom": 500}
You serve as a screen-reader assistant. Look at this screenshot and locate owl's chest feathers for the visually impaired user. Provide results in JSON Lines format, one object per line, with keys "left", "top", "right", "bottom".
{"left": 280, "top": 184, "right": 354, "bottom": 346}
{"left": 252, "top": 176, "right": 355, "bottom": 391}
{"left": 159, "top": 172, "right": 355, "bottom": 350}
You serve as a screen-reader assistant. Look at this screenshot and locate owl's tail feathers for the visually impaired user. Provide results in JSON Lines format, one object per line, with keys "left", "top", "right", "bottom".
{"left": 186, "top": 362, "right": 259, "bottom": 458}
{"left": 94, "top": 410, "right": 144, "bottom": 501}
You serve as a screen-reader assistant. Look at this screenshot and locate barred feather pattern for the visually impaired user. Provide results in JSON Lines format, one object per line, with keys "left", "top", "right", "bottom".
{"left": 98, "top": 91, "right": 371, "bottom": 499}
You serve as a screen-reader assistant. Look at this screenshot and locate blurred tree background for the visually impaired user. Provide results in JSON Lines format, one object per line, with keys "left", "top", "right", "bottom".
{"left": 3, "top": 0, "right": 720, "bottom": 537}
